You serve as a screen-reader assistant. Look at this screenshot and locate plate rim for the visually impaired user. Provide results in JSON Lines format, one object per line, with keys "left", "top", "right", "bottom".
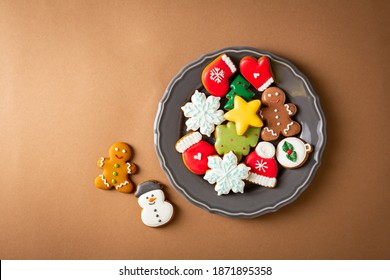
{"left": 154, "top": 46, "right": 327, "bottom": 218}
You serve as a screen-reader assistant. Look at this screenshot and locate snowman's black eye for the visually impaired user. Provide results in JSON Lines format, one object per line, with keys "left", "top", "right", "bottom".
{"left": 146, "top": 197, "right": 149, "bottom": 199}
{"left": 151, "top": 194, "right": 154, "bottom": 197}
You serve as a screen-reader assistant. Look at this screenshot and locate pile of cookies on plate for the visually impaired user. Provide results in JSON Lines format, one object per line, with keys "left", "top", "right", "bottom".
{"left": 175, "top": 54, "right": 313, "bottom": 196}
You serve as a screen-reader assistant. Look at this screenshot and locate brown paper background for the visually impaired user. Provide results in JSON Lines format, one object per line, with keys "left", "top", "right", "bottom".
{"left": 0, "top": 0, "right": 389, "bottom": 260}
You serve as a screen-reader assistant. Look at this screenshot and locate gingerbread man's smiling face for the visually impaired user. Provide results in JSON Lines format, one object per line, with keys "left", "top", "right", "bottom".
{"left": 261, "top": 87, "right": 286, "bottom": 106}
{"left": 109, "top": 142, "right": 131, "bottom": 162}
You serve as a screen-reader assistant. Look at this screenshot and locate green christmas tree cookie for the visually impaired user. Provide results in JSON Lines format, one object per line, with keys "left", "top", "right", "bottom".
{"left": 224, "top": 75, "right": 255, "bottom": 110}
{"left": 215, "top": 122, "right": 261, "bottom": 161}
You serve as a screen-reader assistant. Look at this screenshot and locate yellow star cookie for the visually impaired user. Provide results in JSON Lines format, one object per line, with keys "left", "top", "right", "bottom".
{"left": 224, "top": 96, "right": 263, "bottom": 135}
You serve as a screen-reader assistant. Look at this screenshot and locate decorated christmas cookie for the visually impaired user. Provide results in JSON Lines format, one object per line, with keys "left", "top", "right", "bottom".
{"left": 204, "top": 151, "right": 250, "bottom": 196}
{"left": 202, "top": 54, "right": 237, "bottom": 97}
{"left": 175, "top": 132, "right": 217, "bottom": 175}
{"left": 135, "top": 181, "right": 174, "bottom": 227}
{"left": 260, "top": 87, "right": 301, "bottom": 141}
{"left": 224, "top": 75, "right": 255, "bottom": 110}
{"left": 181, "top": 90, "right": 225, "bottom": 137}
{"left": 245, "top": 142, "right": 278, "bottom": 188}
{"left": 276, "top": 137, "right": 312, "bottom": 169}
{"left": 224, "top": 96, "right": 263, "bottom": 135}
{"left": 240, "top": 56, "right": 274, "bottom": 92}
{"left": 94, "top": 142, "right": 137, "bottom": 193}
{"left": 172, "top": 50, "right": 317, "bottom": 200}
{"left": 214, "top": 122, "right": 260, "bottom": 161}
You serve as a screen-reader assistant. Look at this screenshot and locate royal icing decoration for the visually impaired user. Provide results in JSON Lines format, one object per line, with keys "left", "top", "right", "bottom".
{"left": 245, "top": 142, "right": 278, "bottom": 188}
{"left": 224, "top": 75, "right": 255, "bottom": 110}
{"left": 181, "top": 90, "right": 225, "bottom": 137}
{"left": 239, "top": 56, "right": 274, "bottom": 92}
{"left": 202, "top": 54, "right": 237, "bottom": 97}
{"left": 276, "top": 137, "right": 312, "bottom": 169}
{"left": 135, "top": 181, "right": 174, "bottom": 227}
{"left": 94, "top": 142, "right": 137, "bottom": 193}
{"left": 224, "top": 96, "right": 263, "bottom": 135}
{"left": 127, "top": 162, "right": 132, "bottom": 174}
{"left": 214, "top": 122, "right": 260, "bottom": 161}
{"left": 204, "top": 151, "right": 250, "bottom": 196}
{"left": 260, "top": 87, "right": 301, "bottom": 141}
{"left": 175, "top": 132, "right": 217, "bottom": 175}
{"left": 173, "top": 52, "right": 315, "bottom": 197}
{"left": 175, "top": 131, "right": 202, "bottom": 153}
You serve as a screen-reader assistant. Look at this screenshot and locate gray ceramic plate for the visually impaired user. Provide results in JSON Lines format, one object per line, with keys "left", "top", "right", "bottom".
{"left": 154, "top": 47, "right": 326, "bottom": 218}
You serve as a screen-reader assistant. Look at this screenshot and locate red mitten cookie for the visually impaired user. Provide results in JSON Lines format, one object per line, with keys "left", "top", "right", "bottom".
{"left": 260, "top": 87, "right": 301, "bottom": 141}
{"left": 202, "top": 54, "right": 237, "bottom": 97}
{"left": 175, "top": 132, "right": 216, "bottom": 175}
{"left": 240, "top": 56, "right": 274, "bottom": 92}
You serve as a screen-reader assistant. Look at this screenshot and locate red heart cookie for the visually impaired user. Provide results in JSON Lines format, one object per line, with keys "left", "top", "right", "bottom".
{"left": 239, "top": 56, "right": 274, "bottom": 92}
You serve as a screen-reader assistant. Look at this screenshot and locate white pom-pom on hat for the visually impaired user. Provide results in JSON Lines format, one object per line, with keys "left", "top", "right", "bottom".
{"left": 255, "top": 141, "right": 275, "bottom": 158}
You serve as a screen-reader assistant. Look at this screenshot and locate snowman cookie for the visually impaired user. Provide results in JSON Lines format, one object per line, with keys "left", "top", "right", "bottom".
{"left": 94, "top": 142, "right": 137, "bottom": 193}
{"left": 245, "top": 142, "right": 278, "bottom": 188}
{"left": 135, "top": 181, "right": 174, "bottom": 227}
{"left": 260, "top": 87, "right": 301, "bottom": 141}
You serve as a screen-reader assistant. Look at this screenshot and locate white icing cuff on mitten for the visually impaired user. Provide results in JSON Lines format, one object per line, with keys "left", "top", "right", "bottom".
{"left": 222, "top": 54, "right": 237, "bottom": 73}
{"left": 175, "top": 132, "right": 202, "bottom": 153}
{"left": 258, "top": 77, "right": 274, "bottom": 92}
{"left": 247, "top": 172, "right": 276, "bottom": 188}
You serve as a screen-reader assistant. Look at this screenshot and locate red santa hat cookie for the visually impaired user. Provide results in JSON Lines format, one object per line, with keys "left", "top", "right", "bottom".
{"left": 245, "top": 142, "right": 278, "bottom": 188}
{"left": 202, "top": 54, "right": 237, "bottom": 97}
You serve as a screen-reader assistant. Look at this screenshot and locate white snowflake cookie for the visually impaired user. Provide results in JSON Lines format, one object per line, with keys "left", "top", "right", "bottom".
{"left": 204, "top": 151, "right": 250, "bottom": 196}
{"left": 181, "top": 90, "right": 225, "bottom": 137}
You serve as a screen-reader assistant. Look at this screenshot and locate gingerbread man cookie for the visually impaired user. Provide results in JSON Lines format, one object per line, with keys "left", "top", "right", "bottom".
{"left": 94, "top": 142, "right": 137, "bottom": 193}
{"left": 260, "top": 87, "right": 301, "bottom": 141}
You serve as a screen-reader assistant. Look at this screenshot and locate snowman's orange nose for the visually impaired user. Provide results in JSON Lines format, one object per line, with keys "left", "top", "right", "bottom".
{"left": 149, "top": 197, "right": 156, "bottom": 203}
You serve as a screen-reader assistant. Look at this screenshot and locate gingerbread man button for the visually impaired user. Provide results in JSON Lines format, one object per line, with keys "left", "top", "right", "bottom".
{"left": 94, "top": 142, "right": 137, "bottom": 193}
{"left": 260, "top": 87, "right": 301, "bottom": 141}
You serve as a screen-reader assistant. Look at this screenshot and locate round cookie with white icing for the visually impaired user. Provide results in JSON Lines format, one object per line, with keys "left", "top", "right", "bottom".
{"left": 175, "top": 132, "right": 216, "bottom": 175}
{"left": 276, "top": 137, "right": 312, "bottom": 169}
{"left": 260, "top": 87, "right": 301, "bottom": 141}
{"left": 181, "top": 90, "right": 225, "bottom": 137}
{"left": 94, "top": 142, "right": 137, "bottom": 193}
{"left": 135, "top": 181, "right": 174, "bottom": 227}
